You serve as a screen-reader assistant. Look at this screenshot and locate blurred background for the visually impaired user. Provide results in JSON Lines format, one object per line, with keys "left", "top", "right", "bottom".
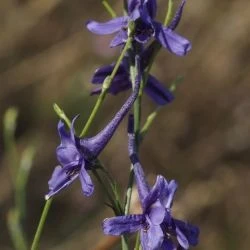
{"left": 1, "top": 0, "right": 250, "bottom": 249}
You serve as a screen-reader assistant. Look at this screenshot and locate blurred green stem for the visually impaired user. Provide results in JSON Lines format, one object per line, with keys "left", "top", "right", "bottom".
{"left": 7, "top": 210, "right": 28, "bottom": 250}
{"left": 31, "top": 198, "right": 53, "bottom": 250}
{"left": 102, "top": 1, "right": 117, "bottom": 18}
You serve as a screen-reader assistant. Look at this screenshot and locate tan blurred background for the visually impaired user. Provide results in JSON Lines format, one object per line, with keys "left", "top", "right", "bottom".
{"left": 1, "top": 0, "right": 250, "bottom": 249}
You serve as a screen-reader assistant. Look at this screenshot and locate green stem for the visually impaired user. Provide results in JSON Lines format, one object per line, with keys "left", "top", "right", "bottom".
{"left": 31, "top": 198, "right": 53, "bottom": 250}
{"left": 7, "top": 209, "right": 28, "bottom": 250}
{"left": 164, "top": 0, "right": 174, "bottom": 26}
{"left": 134, "top": 232, "right": 141, "bottom": 250}
{"left": 102, "top": 1, "right": 117, "bottom": 18}
{"left": 79, "top": 36, "right": 133, "bottom": 137}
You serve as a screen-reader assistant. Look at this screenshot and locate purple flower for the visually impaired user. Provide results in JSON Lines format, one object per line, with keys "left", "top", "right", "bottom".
{"left": 86, "top": 0, "right": 191, "bottom": 56}
{"left": 103, "top": 164, "right": 167, "bottom": 249}
{"left": 45, "top": 57, "right": 142, "bottom": 200}
{"left": 103, "top": 116, "right": 199, "bottom": 249}
{"left": 91, "top": 52, "right": 174, "bottom": 106}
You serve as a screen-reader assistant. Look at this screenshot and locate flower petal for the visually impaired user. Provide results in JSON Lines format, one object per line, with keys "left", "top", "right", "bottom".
{"left": 176, "top": 226, "right": 189, "bottom": 249}
{"left": 145, "top": 75, "right": 174, "bottom": 105}
{"left": 174, "top": 219, "right": 200, "bottom": 246}
{"left": 140, "top": 224, "right": 164, "bottom": 250}
{"left": 169, "top": 0, "right": 186, "bottom": 31}
{"left": 154, "top": 22, "right": 191, "bottom": 56}
{"left": 146, "top": 0, "right": 157, "bottom": 19}
{"left": 92, "top": 65, "right": 114, "bottom": 84}
{"left": 133, "top": 163, "right": 150, "bottom": 207}
{"left": 145, "top": 175, "right": 165, "bottom": 207}
{"left": 128, "top": 0, "right": 141, "bottom": 20}
{"left": 46, "top": 166, "right": 78, "bottom": 199}
{"left": 79, "top": 162, "right": 94, "bottom": 196}
{"left": 110, "top": 30, "right": 128, "bottom": 47}
{"left": 103, "top": 214, "right": 144, "bottom": 235}
{"left": 166, "top": 180, "right": 178, "bottom": 209}
{"left": 57, "top": 120, "right": 74, "bottom": 146}
{"left": 147, "top": 200, "right": 166, "bottom": 225}
{"left": 86, "top": 17, "right": 128, "bottom": 35}
{"left": 56, "top": 145, "right": 81, "bottom": 169}
{"left": 161, "top": 239, "right": 176, "bottom": 250}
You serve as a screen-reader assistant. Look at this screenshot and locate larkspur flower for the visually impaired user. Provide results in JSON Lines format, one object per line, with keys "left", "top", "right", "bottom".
{"left": 91, "top": 51, "right": 174, "bottom": 106}
{"left": 45, "top": 57, "right": 142, "bottom": 200}
{"left": 103, "top": 164, "right": 167, "bottom": 249}
{"left": 102, "top": 115, "right": 199, "bottom": 249}
{"left": 86, "top": 0, "right": 191, "bottom": 56}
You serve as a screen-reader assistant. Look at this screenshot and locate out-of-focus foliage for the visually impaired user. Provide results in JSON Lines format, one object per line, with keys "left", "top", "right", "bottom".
{"left": 0, "top": 0, "right": 250, "bottom": 249}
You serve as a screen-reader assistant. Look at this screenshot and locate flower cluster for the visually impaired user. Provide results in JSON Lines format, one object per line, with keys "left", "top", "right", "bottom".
{"left": 44, "top": 1, "right": 199, "bottom": 249}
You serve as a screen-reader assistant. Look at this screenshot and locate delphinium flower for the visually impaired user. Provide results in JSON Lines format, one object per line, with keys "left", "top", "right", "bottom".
{"left": 45, "top": 57, "right": 142, "bottom": 200}
{"left": 86, "top": 0, "right": 191, "bottom": 56}
{"left": 102, "top": 115, "right": 199, "bottom": 249}
{"left": 91, "top": 51, "right": 174, "bottom": 106}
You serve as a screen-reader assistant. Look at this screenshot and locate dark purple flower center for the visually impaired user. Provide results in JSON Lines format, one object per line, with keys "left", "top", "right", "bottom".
{"left": 135, "top": 19, "right": 154, "bottom": 37}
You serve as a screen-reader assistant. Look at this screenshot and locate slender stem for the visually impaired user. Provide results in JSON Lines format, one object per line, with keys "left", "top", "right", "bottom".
{"left": 31, "top": 198, "right": 52, "bottom": 250}
{"left": 93, "top": 168, "right": 123, "bottom": 215}
{"left": 121, "top": 236, "right": 129, "bottom": 250}
{"left": 124, "top": 166, "right": 134, "bottom": 215}
{"left": 134, "top": 232, "right": 141, "bottom": 250}
{"left": 164, "top": 0, "right": 174, "bottom": 26}
{"left": 80, "top": 36, "right": 133, "bottom": 137}
{"left": 102, "top": 1, "right": 117, "bottom": 18}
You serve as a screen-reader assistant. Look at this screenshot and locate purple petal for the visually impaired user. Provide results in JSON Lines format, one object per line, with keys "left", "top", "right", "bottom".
{"left": 174, "top": 219, "right": 200, "bottom": 246}
{"left": 154, "top": 22, "right": 191, "bottom": 56}
{"left": 46, "top": 166, "right": 78, "bottom": 199}
{"left": 176, "top": 226, "right": 189, "bottom": 249}
{"left": 57, "top": 120, "right": 74, "bottom": 146}
{"left": 166, "top": 180, "right": 178, "bottom": 209}
{"left": 92, "top": 65, "right": 114, "bottom": 84}
{"left": 103, "top": 215, "right": 144, "bottom": 235}
{"left": 79, "top": 162, "right": 94, "bottom": 196}
{"left": 91, "top": 77, "right": 131, "bottom": 96}
{"left": 128, "top": 0, "right": 141, "bottom": 20}
{"left": 86, "top": 17, "right": 128, "bottom": 35}
{"left": 133, "top": 163, "right": 150, "bottom": 207}
{"left": 56, "top": 145, "right": 81, "bottom": 169}
{"left": 110, "top": 30, "right": 128, "bottom": 47}
{"left": 162, "top": 239, "right": 176, "bottom": 250}
{"left": 144, "top": 175, "right": 165, "bottom": 207}
{"left": 147, "top": 200, "right": 166, "bottom": 225}
{"left": 140, "top": 224, "right": 164, "bottom": 250}
{"left": 108, "top": 81, "right": 131, "bottom": 94}
{"left": 91, "top": 64, "right": 127, "bottom": 85}
{"left": 146, "top": 0, "right": 157, "bottom": 19}
{"left": 169, "top": 0, "right": 186, "bottom": 30}
{"left": 145, "top": 75, "right": 174, "bottom": 105}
